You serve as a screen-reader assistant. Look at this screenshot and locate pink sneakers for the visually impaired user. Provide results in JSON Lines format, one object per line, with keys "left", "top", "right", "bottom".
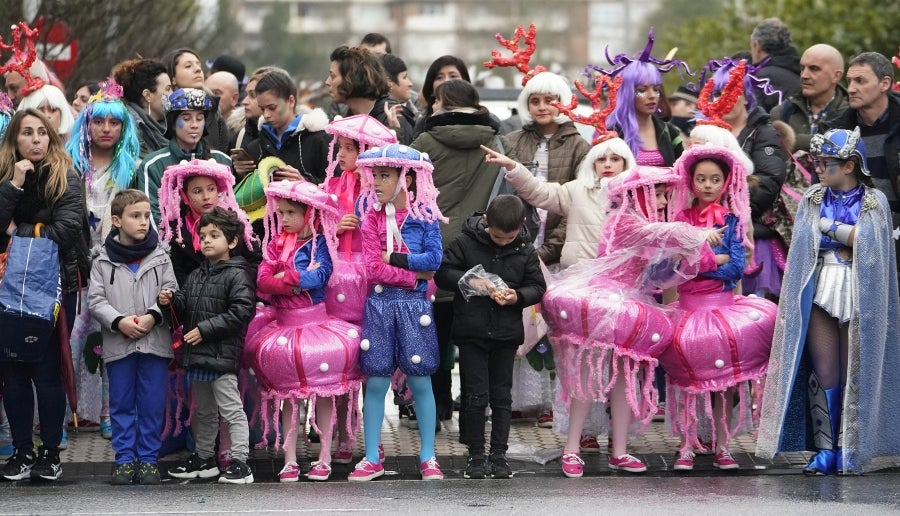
{"left": 714, "top": 448, "right": 739, "bottom": 470}
{"left": 608, "top": 454, "right": 647, "bottom": 473}
{"left": 561, "top": 452, "right": 584, "bottom": 478}
{"left": 673, "top": 450, "right": 695, "bottom": 471}
{"left": 278, "top": 461, "right": 300, "bottom": 483}
{"left": 419, "top": 457, "right": 444, "bottom": 480}
{"left": 579, "top": 435, "right": 601, "bottom": 453}
{"left": 307, "top": 461, "right": 332, "bottom": 481}
{"left": 333, "top": 443, "right": 353, "bottom": 464}
{"left": 348, "top": 459, "right": 384, "bottom": 482}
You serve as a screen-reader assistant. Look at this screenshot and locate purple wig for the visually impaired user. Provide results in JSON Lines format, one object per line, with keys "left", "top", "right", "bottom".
{"left": 605, "top": 61, "right": 664, "bottom": 157}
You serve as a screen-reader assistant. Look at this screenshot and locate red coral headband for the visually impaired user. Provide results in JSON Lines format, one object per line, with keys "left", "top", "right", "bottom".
{"left": 696, "top": 60, "right": 746, "bottom": 132}
{"left": 484, "top": 24, "right": 547, "bottom": 86}
{"left": 0, "top": 22, "right": 45, "bottom": 98}
{"left": 553, "top": 75, "right": 622, "bottom": 145}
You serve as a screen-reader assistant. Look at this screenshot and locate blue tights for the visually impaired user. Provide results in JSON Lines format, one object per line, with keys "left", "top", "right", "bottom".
{"left": 364, "top": 375, "right": 436, "bottom": 463}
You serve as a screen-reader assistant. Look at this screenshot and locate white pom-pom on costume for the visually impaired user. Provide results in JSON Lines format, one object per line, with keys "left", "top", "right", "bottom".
{"left": 651, "top": 333, "right": 661, "bottom": 343}
{"left": 419, "top": 315, "right": 432, "bottom": 327}
{"left": 276, "top": 336, "right": 288, "bottom": 346}
{"left": 360, "top": 339, "right": 370, "bottom": 351}
{"left": 715, "top": 359, "right": 725, "bottom": 369}
{"left": 374, "top": 285, "right": 384, "bottom": 293}
{"left": 336, "top": 293, "right": 346, "bottom": 302}
{"left": 330, "top": 194, "right": 338, "bottom": 201}
{"left": 560, "top": 310, "right": 568, "bottom": 320}
{"left": 748, "top": 293, "right": 758, "bottom": 298}
{"left": 319, "top": 362, "right": 329, "bottom": 372}
{"left": 411, "top": 355, "right": 421, "bottom": 364}
{"left": 429, "top": 295, "right": 436, "bottom": 303}
{"left": 749, "top": 310, "right": 761, "bottom": 321}
{"left": 256, "top": 302, "right": 264, "bottom": 308}
{"left": 348, "top": 328, "right": 359, "bottom": 339}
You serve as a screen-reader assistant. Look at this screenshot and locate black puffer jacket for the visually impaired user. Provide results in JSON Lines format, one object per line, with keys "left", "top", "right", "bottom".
{"left": 435, "top": 214, "right": 546, "bottom": 347}
{"left": 166, "top": 214, "right": 262, "bottom": 288}
{"left": 172, "top": 256, "right": 256, "bottom": 373}
{"left": 244, "top": 114, "right": 331, "bottom": 184}
{"left": 754, "top": 49, "right": 802, "bottom": 113}
{"left": 737, "top": 107, "right": 789, "bottom": 239}
{"left": 0, "top": 167, "right": 89, "bottom": 294}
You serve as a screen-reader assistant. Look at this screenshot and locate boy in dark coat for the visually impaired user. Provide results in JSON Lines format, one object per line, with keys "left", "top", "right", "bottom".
{"left": 435, "top": 195, "right": 546, "bottom": 480}
{"left": 158, "top": 207, "right": 256, "bottom": 484}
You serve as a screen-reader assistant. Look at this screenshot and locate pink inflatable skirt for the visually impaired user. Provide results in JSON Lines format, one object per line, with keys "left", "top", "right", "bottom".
{"left": 543, "top": 282, "right": 675, "bottom": 428}
{"left": 246, "top": 303, "right": 363, "bottom": 447}
{"left": 659, "top": 290, "right": 776, "bottom": 450}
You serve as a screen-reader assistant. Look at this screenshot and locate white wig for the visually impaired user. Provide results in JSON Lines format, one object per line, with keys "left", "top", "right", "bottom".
{"left": 576, "top": 137, "right": 637, "bottom": 187}
{"left": 19, "top": 84, "right": 74, "bottom": 136}
{"left": 688, "top": 124, "right": 755, "bottom": 173}
{"left": 517, "top": 71, "right": 572, "bottom": 126}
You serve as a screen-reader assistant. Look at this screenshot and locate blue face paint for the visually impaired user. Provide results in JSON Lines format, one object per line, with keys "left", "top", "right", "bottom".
{"left": 176, "top": 117, "right": 186, "bottom": 129}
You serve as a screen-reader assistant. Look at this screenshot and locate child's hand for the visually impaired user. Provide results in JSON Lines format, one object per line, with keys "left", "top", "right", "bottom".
{"left": 158, "top": 289, "right": 173, "bottom": 307}
{"left": 336, "top": 214, "right": 360, "bottom": 235}
{"left": 135, "top": 314, "right": 155, "bottom": 332}
{"left": 705, "top": 226, "right": 726, "bottom": 247}
{"left": 118, "top": 316, "right": 149, "bottom": 339}
{"left": 491, "top": 288, "right": 518, "bottom": 306}
{"left": 480, "top": 145, "right": 517, "bottom": 171}
{"left": 416, "top": 270, "right": 435, "bottom": 281}
{"left": 183, "top": 328, "right": 203, "bottom": 346}
{"left": 382, "top": 251, "right": 391, "bottom": 264}
{"left": 715, "top": 254, "right": 730, "bottom": 265}
{"left": 274, "top": 271, "right": 285, "bottom": 279}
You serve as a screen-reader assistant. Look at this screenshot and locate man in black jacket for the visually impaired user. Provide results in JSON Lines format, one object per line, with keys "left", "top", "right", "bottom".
{"left": 750, "top": 18, "right": 802, "bottom": 112}
{"left": 435, "top": 195, "right": 546, "bottom": 480}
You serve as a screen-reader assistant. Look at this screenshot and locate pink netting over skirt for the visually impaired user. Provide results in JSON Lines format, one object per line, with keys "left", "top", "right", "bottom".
{"left": 543, "top": 285, "right": 675, "bottom": 427}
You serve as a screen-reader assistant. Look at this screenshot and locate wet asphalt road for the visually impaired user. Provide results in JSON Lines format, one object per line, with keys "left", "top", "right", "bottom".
{"left": 2, "top": 474, "right": 899, "bottom": 515}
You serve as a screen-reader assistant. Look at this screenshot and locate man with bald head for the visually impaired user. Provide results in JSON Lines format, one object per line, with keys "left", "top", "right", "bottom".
{"left": 206, "top": 71, "right": 240, "bottom": 120}
{"left": 770, "top": 43, "right": 849, "bottom": 153}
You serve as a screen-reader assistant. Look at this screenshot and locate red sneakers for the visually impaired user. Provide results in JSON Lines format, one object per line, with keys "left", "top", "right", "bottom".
{"left": 608, "top": 454, "right": 647, "bottom": 473}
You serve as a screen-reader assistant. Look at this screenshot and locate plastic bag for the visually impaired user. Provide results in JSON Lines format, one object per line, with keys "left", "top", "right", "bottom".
{"left": 457, "top": 264, "right": 509, "bottom": 301}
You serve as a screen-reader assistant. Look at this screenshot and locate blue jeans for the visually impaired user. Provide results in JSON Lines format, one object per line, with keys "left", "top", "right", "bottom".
{"left": 107, "top": 352, "right": 170, "bottom": 465}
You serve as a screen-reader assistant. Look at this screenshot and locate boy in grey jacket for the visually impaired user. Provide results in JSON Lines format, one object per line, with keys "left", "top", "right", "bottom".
{"left": 87, "top": 190, "right": 178, "bottom": 486}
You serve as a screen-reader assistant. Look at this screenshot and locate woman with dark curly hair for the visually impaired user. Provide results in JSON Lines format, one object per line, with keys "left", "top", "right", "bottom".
{"left": 326, "top": 46, "right": 412, "bottom": 144}
{"left": 113, "top": 58, "right": 171, "bottom": 157}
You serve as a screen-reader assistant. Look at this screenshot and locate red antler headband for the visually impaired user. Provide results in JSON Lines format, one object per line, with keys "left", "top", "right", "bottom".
{"left": 0, "top": 22, "right": 45, "bottom": 98}
{"left": 552, "top": 76, "right": 622, "bottom": 145}
{"left": 696, "top": 60, "right": 746, "bottom": 132}
{"left": 484, "top": 23, "right": 547, "bottom": 86}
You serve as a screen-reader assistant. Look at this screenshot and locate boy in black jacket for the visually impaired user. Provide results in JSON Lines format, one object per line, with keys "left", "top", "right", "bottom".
{"left": 435, "top": 195, "right": 546, "bottom": 479}
{"left": 158, "top": 208, "right": 256, "bottom": 484}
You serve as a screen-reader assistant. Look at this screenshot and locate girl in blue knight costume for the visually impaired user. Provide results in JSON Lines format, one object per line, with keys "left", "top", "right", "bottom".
{"left": 348, "top": 143, "right": 447, "bottom": 481}
{"left": 756, "top": 128, "right": 900, "bottom": 474}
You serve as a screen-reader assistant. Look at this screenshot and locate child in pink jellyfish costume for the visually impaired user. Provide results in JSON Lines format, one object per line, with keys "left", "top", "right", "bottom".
{"left": 660, "top": 143, "right": 777, "bottom": 472}
{"left": 542, "top": 165, "right": 719, "bottom": 475}
{"left": 322, "top": 114, "right": 397, "bottom": 323}
{"left": 245, "top": 179, "right": 363, "bottom": 482}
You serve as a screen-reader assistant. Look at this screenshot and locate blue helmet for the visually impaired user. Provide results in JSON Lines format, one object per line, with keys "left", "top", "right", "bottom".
{"left": 810, "top": 127, "right": 869, "bottom": 176}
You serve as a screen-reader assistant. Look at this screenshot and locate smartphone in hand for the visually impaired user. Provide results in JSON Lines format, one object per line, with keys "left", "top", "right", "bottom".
{"left": 231, "top": 148, "right": 253, "bottom": 162}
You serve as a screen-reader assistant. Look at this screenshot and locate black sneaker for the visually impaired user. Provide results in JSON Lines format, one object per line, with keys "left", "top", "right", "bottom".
{"left": 218, "top": 459, "right": 254, "bottom": 484}
{"left": 168, "top": 453, "right": 219, "bottom": 479}
{"left": 111, "top": 461, "right": 137, "bottom": 485}
{"left": 307, "top": 426, "right": 320, "bottom": 444}
{"left": 2, "top": 448, "right": 35, "bottom": 481}
{"left": 404, "top": 404, "right": 419, "bottom": 429}
{"left": 489, "top": 454, "right": 512, "bottom": 479}
{"left": 30, "top": 448, "right": 62, "bottom": 481}
{"left": 136, "top": 462, "right": 161, "bottom": 485}
{"left": 464, "top": 454, "right": 486, "bottom": 479}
